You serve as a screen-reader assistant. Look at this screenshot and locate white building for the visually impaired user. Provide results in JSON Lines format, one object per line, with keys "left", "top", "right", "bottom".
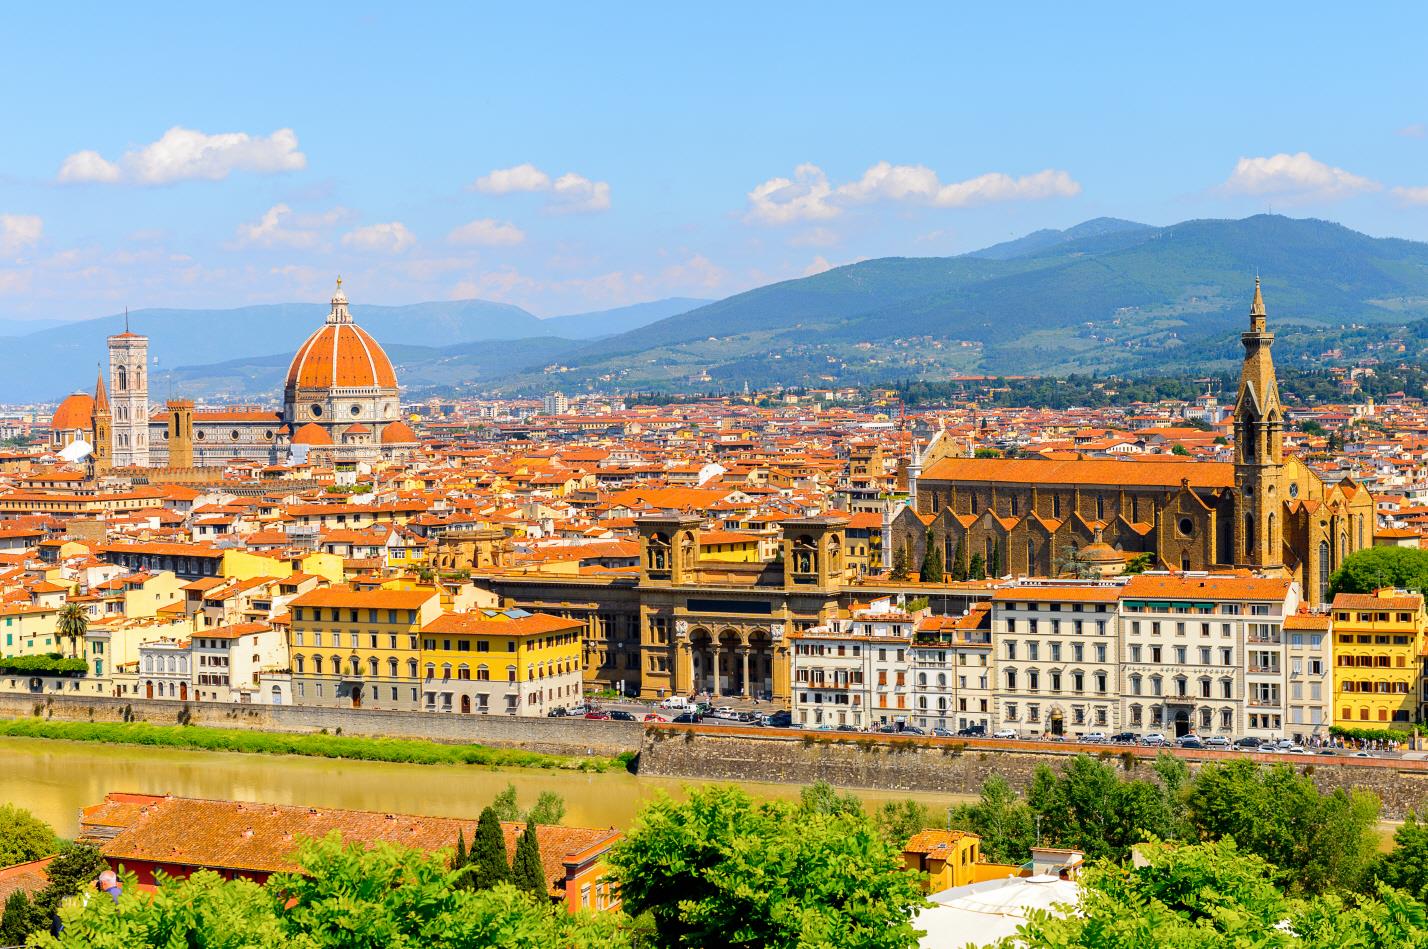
{"left": 791, "top": 598, "right": 914, "bottom": 729}
{"left": 910, "top": 604, "right": 993, "bottom": 733}
{"left": 138, "top": 637, "right": 191, "bottom": 701}
{"left": 192, "top": 621, "right": 287, "bottom": 703}
{"left": 1284, "top": 612, "right": 1332, "bottom": 740}
{"left": 992, "top": 582, "right": 1121, "bottom": 737}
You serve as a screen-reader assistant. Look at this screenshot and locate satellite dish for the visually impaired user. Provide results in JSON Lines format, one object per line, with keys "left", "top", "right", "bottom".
{"left": 59, "top": 440, "right": 92, "bottom": 463}
{"left": 695, "top": 463, "right": 726, "bottom": 487}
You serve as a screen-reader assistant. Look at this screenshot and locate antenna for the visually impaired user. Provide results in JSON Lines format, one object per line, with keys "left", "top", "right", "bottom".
{"left": 124, "top": 307, "right": 129, "bottom": 334}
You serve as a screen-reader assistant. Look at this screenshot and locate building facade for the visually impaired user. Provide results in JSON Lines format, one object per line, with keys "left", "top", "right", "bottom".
{"left": 1331, "top": 590, "right": 1425, "bottom": 730}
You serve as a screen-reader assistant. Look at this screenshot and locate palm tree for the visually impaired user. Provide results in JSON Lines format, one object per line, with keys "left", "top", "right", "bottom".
{"left": 56, "top": 602, "right": 88, "bottom": 659}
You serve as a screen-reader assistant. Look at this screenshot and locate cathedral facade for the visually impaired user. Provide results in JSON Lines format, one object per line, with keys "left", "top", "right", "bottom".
{"left": 59, "top": 281, "right": 418, "bottom": 472}
{"left": 891, "top": 280, "right": 1373, "bottom": 604}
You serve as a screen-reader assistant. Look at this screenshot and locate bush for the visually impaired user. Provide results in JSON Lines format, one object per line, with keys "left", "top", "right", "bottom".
{"left": 0, "top": 656, "right": 88, "bottom": 676}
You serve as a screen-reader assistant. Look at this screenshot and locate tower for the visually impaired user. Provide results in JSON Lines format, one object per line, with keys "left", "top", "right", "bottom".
{"left": 108, "top": 322, "right": 150, "bottom": 468}
{"left": 91, "top": 370, "right": 112, "bottom": 477}
{"left": 1233, "top": 277, "right": 1284, "bottom": 571}
{"left": 166, "top": 398, "right": 194, "bottom": 469}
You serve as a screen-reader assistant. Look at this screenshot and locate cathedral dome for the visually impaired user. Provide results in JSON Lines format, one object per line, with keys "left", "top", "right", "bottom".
{"left": 292, "top": 422, "right": 334, "bottom": 445}
{"left": 380, "top": 420, "right": 417, "bottom": 443}
{"left": 51, "top": 391, "right": 94, "bottom": 431}
{"left": 285, "top": 280, "right": 398, "bottom": 390}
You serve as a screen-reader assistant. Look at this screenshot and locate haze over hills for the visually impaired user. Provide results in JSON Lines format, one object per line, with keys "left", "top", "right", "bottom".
{"left": 2, "top": 297, "right": 704, "bottom": 401}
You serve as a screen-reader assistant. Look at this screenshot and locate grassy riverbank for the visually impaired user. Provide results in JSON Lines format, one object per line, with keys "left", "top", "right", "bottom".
{"left": 0, "top": 718, "right": 625, "bottom": 772}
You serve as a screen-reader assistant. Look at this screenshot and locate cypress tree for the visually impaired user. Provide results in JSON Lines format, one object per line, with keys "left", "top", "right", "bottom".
{"left": 968, "top": 552, "right": 986, "bottom": 580}
{"left": 453, "top": 830, "right": 468, "bottom": 885}
{"left": 919, "top": 529, "right": 944, "bottom": 582}
{"left": 470, "top": 806, "right": 511, "bottom": 890}
{"left": 512, "top": 822, "right": 547, "bottom": 901}
{"left": 989, "top": 541, "right": 1003, "bottom": 578}
{"left": 889, "top": 544, "right": 911, "bottom": 581}
{"left": 950, "top": 538, "right": 968, "bottom": 582}
{"left": 0, "top": 890, "right": 36, "bottom": 946}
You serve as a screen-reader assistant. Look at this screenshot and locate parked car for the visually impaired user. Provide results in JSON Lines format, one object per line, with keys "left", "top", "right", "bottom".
{"left": 956, "top": 725, "right": 987, "bottom": 738}
{"left": 568, "top": 704, "right": 589, "bottom": 716}
{"left": 835, "top": 724, "right": 860, "bottom": 732}
{"left": 1177, "top": 737, "right": 1205, "bottom": 749}
{"left": 583, "top": 710, "right": 612, "bottom": 720}
{"left": 762, "top": 710, "right": 793, "bottom": 728}
{"left": 711, "top": 706, "right": 737, "bottom": 718}
{"left": 659, "top": 696, "right": 691, "bottom": 711}
{"left": 1282, "top": 745, "right": 1308, "bottom": 754}
{"left": 642, "top": 712, "right": 668, "bottom": 723}
{"left": 1080, "top": 732, "right": 1108, "bottom": 743}
{"left": 1109, "top": 732, "right": 1138, "bottom": 744}
{"left": 992, "top": 728, "right": 1018, "bottom": 740}
{"left": 1140, "top": 733, "right": 1168, "bottom": 746}
{"left": 931, "top": 727, "right": 955, "bottom": 738}
{"left": 1203, "top": 735, "right": 1232, "bottom": 749}
{"left": 546, "top": 707, "right": 569, "bottom": 718}
{"left": 900, "top": 725, "right": 926, "bottom": 736}
{"left": 607, "top": 710, "right": 638, "bottom": 722}
{"left": 1234, "top": 736, "right": 1264, "bottom": 751}
{"left": 670, "top": 712, "right": 703, "bottom": 724}
{"left": 732, "top": 711, "right": 760, "bottom": 724}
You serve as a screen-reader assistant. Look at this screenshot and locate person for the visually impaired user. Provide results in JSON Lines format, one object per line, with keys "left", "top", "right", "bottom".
{"left": 97, "top": 869, "right": 122, "bottom": 903}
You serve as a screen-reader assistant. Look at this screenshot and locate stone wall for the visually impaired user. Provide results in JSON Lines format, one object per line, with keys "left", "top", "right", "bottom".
{"left": 639, "top": 727, "right": 1428, "bottom": 820}
{"left": 0, "top": 693, "right": 641, "bottom": 757}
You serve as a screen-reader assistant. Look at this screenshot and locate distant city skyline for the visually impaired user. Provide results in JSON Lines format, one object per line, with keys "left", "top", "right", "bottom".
{"left": 3, "top": 3, "right": 1428, "bottom": 321}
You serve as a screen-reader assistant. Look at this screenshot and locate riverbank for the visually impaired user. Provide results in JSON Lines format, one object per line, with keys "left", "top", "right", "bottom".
{"left": 0, "top": 718, "right": 624, "bottom": 772}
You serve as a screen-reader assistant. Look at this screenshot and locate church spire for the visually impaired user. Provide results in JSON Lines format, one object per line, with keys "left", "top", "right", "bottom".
{"left": 93, "top": 367, "right": 109, "bottom": 413}
{"left": 1249, "top": 275, "right": 1266, "bottom": 332}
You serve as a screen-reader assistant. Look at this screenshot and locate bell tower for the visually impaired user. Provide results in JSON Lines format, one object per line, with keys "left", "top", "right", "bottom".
{"left": 1233, "top": 278, "right": 1284, "bottom": 571}
{"left": 108, "top": 317, "right": 150, "bottom": 468}
{"left": 91, "top": 369, "right": 112, "bottom": 477}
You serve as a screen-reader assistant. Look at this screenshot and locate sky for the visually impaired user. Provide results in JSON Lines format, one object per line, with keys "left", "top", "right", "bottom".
{"left": 3, "top": 3, "right": 1428, "bottom": 323}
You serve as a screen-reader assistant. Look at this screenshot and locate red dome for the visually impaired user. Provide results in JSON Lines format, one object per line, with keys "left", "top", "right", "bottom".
{"left": 286, "top": 322, "right": 397, "bottom": 390}
{"left": 51, "top": 392, "right": 95, "bottom": 431}
{"left": 381, "top": 420, "right": 417, "bottom": 443}
{"left": 292, "top": 422, "right": 333, "bottom": 445}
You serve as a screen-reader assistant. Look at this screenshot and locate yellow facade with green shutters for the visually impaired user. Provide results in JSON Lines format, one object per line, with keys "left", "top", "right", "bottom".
{"left": 419, "top": 609, "right": 584, "bottom": 715}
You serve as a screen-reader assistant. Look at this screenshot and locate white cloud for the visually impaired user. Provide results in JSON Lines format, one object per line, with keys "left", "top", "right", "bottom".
{"left": 473, "top": 163, "right": 551, "bottom": 194}
{"left": 1221, "top": 152, "right": 1379, "bottom": 199}
{"left": 1398, "top": 124, "right": 1427, "bottom": 139}
{"left": 0, "top": 215, "right": 43, "bottom": 254}
{"left": 233, "top": 204, "right": 320, "bottom": 249}
{"left": 659, "top": 254, "right": 726, "bottom": 291}
{"left": 1392, "top": 186, "right": 1428, "bottom": 205}
{"left": 0, "top": 271, "right": 29, "bottom": 294}
{"left": 448, "top": 218, "right": 526, "bottom": 246}
{"left": 58, "top": 127, "right": 306, "bottom": 184}
{"left": 550, "top": 173, "right": 611, "bottom": 213}
{"left": 341, "top": 222, "right": 416, "bottom": 254}
{"left": 790, "top": 227, "right": 840, "bottom": 248}
{"left": 471, "top": 163, "right": 611, "bottom": 212}
{"left": 746, "top": 161, "right": 1080, "bottom": 224}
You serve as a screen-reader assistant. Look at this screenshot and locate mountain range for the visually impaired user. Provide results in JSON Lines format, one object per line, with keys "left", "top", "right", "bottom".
{"left": 12, "top": 214, "right": 1428, "bottom": 402}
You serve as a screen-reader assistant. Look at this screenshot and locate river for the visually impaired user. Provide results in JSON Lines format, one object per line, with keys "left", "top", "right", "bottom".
{"left": 0, "top": 737, "right": 971, "bottom": 838}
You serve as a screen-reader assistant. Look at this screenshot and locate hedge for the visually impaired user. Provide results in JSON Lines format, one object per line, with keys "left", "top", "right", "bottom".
{"left": 0, "top": 656, "right": 88, "bottom": 676}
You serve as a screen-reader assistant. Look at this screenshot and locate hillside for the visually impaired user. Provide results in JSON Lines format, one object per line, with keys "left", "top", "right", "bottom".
{"left": 484, "top": 215, "right": 1428, "bottom": 394}
{"left": 6, "top": 296, "right": 693, "bottom": 401}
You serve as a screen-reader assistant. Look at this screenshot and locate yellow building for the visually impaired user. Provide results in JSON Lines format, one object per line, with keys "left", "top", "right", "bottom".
{"left": 0, "top": 604, "right": 60, "bottom": 656}
{"left": 222, "top": 548, "right": 344, "bottom": 585}
{"left": 420, "top": 609, "right": 583, "bottom": 716}
{"left": 902, "top": 830, "right": 983, "bottom": 892}
{"left": 285, "top": 586, "right": 443, "bottom": 710}
{"left": 1330, "top": 589, "right": 1425, "bottom": 731}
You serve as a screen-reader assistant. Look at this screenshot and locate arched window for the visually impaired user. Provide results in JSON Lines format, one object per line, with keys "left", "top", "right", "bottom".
{"left": 368, "top": 657, "right": 379, "bottom": 676}
{"left": 407, "top": 659, "right": 418, "bottom": 678}
{"left": 441, "top": 663, "right": 452, "bottom": 680}
{"left": 937, "top": 673, "right": 946, "bottom": 687}
{"left": 458, "top": 663, "right": 470, "bottom": 681}
{"left": 1244, "top": 514, "right": 1254, "bottom": 557}
{"left": 506, "top": 665, "right": 517, "bottom": 683}
{"left": 388, "top": 658, "right": 398, "bottom": 677}
{"left": 424, "top": 663, "right": 435, "bottom": 680}
{"left": 1318, "top": 541, "right": 1330, "bottom": 602}
{"left": 294, "top": 655, "right": 305, "bottom": 674}
{"left": 312, "top": 655, "right": 324, "bottom": 675}
{"left": 918, "top": 673, "right": 927, "bottom": 687}
{"left": 477, "top": 664, "right": 489, "bottom": 681}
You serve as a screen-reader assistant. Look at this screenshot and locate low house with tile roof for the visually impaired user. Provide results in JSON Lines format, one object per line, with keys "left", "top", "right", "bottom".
{"left": 80, "top": 793, "right": 621, "bottom": 914}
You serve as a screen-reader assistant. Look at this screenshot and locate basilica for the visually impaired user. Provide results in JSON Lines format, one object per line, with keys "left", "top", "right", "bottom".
{"left": 890, "top": 279, "right": 1373, "bottom": 604}
{"left": 51, "top": 280, "right": 417, "bottom": 470}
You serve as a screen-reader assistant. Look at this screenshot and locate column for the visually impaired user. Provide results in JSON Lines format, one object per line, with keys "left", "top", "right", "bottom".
{"left": 711, "top": 645, "right": 722, "bottom": 698}
{"left": 740, "top": 647, "right": 751, "bottom": 698}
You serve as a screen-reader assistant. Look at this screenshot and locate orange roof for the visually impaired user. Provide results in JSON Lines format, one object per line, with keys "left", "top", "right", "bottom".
{"left": 920, "top": 456, "right": 1235, "bottom": 489}
{"left": 1122, "top": 574, "right": 1292, "bottom": 601}
{"left": 286, "top": 322, "right": 397, "bottom": 389}
{"left": 381, "top": 420, "right": 418, "bottom": 443}
{"left": 1332, "top": 592, "right": 1424, "bottom": 611}
{"left": 422, "top": 611, "right": 584, "bottom": 637}
{"left": 292, "top": 422, "right": 333, "bottom": 446}
{"left": 289, "top": 584, "right": 437, "bottom": 610}
{"left": 991, "top": 585, "right": 1119, "bottom": 603}
{"left": 51, "top": 392, "right": 94, "bottom": 431}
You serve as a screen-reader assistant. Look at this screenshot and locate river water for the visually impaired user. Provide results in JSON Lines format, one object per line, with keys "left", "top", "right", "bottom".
{"left": 0, "top": 737, "right": 970, "bottom": 838}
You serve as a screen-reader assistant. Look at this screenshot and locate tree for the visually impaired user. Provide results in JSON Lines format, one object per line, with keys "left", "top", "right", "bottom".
{"left": 949, "top": 537, "right": 968, "bottom": 582}
{"left": 1170, "top": 443, "right": 1190, "bottom": 456}
{"left": 0, "top": 890, "right": 38, "bottom": 946}
{"left": 799, "top": 780, "right": 863, "bottom": 818}
{"left": 889, "top": 544, "right": 910, "bottom": 581}
{"left": 511, "top": 823, "right": 546, "bottom": 900}
{"left": 947, "top": 775, "right": 1036, "bottom": 865}
{"left": 34, "top": 835, "right": 632, "bottom": 949}
{"left": 0, "top": 804, "right": 58, "bottom": 867}
{"left": 525, "top": 791, "right": 565, "bottom": 827}
{"left": 1330, "top": 546, "right": 1428, "bottom": 598}
{"left": 1123, "top": 552, "right": 1154, "bottom": 575}
{"left": 874, "top": 800, "right": 935, "bottom": 847}
{"left": 1369, "top": 810, "right": 1428, "bottom": 902}
{"left": 1185, "top": 758, "right": 1380, "bottom": 895}
{"left": 1025, "top": 757, "right": 1178, "bottom": 863}
{"left": 918, "top": 528, "right": 943, "bottom": 582}
{"left": 490, "top": 784, "right": 521, "bottom": 822}
{"left": 609, "top": 786, "right": 923, "bottom": 949}
{"left": 30, "top": 843, "right": 108, "bottom": 925}
{"left": 468, "top": 807, "right": 512, "bottom": 890}
{"left": 967, "top": 552, "right": 986, "bottom": 580}
{"left": 988, "top": 541, "right": 1003, "bottom": 578}
{"left": 453, "top": 830, "right": 467, "bottom": 871}
{"left": 974, "top": 447, "right": 1001, "bottom": 458}
{"left": 55, "top": 603, "right": 88, "bottom": 659}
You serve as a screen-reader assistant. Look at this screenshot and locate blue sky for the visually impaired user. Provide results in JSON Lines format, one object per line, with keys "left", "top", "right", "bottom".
{"left": 2, "top": 3, "right": 1428, "bottom": 322}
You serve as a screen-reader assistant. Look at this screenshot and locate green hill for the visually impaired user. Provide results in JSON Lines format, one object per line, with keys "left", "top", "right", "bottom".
{"left": 495, "top": 215, "right": 1428, "bottom": 393}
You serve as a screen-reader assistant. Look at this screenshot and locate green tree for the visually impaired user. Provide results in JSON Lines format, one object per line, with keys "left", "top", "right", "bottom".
{"left": 30, "top": 842, "right": 108, "bottom": 927}
{"left": 974, "top": 447, "right": 1001, "bottom": 458}
{"left": 799, "top": 780, "right": 863, "bottom": 818}
{"left": 988, "top": 541, "right": 1003, "bottom": 578}
{"left": 0, "top": 890, "right": 38, "bottom": 946}
{"left": 1369, "top": 810, "right": 1428, "bottom": 902}
{"left": 889, "top": 544, "right": 910, "bottom": 581}
{"left": 525, "top": 791, "right": 565, "bottom": 827}
{"left": 967, "top": 552, "right": 986, "bottom": 580}
{"left": 55, "top": 602, "right": 88, "bottom": 659}
{"left": 1170, "top": 442, "right": 1190, "bottom": 456}
{"left": 918, "top": 528, "right": 944, "bottom": 582}
{"left": 490, "top": 784, "right": 521, "bottom": 822}
{"left": 949, "top": 537, "right": 968, "bottom": 582}
{"left": 610, "top": 786, "right": 923, "bottom": 949}
{"left": 453, "top": 830, "right": 467, "bottom": 870}
{"left": 947, "top": 775, "right": 1036, "bottom": 865}
{"left": 1185, "top": 758, "right": 1380, "bottom": 895}
{"left": 468, "top": 807, "right": 511, "bottom": 890}
{"left": 511, "top": 823, "right": 546, "bottom": 900}
{"left": 1025, "top": 757, "right": 1178, "bottom": 863}
{"left": 1123, "top": 552, "right": 1154, "bottom": 575}
{"left": 0, "top": 804, "right": 58, "bottom": 867}
{"left": 874, "top": 800, "right": 935, "bottom": 847}
{"left": 1330, "top": 546, "right": 1428, "bottom": 598}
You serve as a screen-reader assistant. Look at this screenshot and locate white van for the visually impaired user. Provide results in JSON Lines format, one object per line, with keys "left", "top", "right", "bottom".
{"left": 659, "top": 696, "right": 691, "bottom": 710}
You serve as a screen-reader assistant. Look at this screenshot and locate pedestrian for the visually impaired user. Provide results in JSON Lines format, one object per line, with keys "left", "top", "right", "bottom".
{"left": 97, "top": 869, "right": 122, "bottom": 903}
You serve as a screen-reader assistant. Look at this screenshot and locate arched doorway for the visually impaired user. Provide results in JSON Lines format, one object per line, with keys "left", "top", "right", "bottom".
{"left": 1049, "top": 709, "right": 1064, "bottom": 736}
{"left": 145, "top": 681, "right": 154, "bottom": 699}
{"left": 689, "top": 628, "right": 715, "bottom": 696}
{"left": 718, "top": 629, "right": 742, "bottom": 697}
{"left": 270, "top": 685, "right": 283, "bottom": 705}
{"left": 179, "top": 683, "right": 188, "bottom": 701}
{"left": 460, "top": 694, "right": 471, "bottom": 714}
{"left": 1173, "top": 709, "right": 1191, "bottom": 738}
{"left": 351, "top": 684, "right": 363, "bottom": 709}
{"left": 746, "top": 630, "right": 774, "bottom": 700}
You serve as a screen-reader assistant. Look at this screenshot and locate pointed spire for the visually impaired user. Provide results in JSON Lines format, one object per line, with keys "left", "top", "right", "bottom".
{"left": 1250, "top": 275, "right": 1265, "bottom": 317}
{"left": 93, "top": 367, "right": 109, "bottom": 413}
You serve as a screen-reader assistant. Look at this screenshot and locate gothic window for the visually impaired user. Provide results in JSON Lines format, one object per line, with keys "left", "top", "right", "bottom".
{"left": 117, "top": 366, "right": 128, "bottom": 391}
{"left": 1010, "top": 495, "right": 1019, "bottom": 517}
{"left": 1096, "top": 494, "right": 1104, "bottom": 520}
{"left": 1026, "top": 539, "right": 1036, "bottom": 572}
